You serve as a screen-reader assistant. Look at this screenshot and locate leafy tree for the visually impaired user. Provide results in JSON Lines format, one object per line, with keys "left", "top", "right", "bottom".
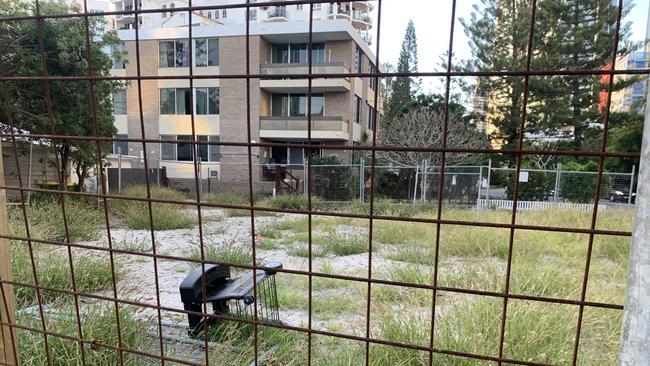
{"left": 0, "top": 0, "right": 125, "bottom": 190}
{"left": 385, "top": 20, "right": 420, "bottom": 124}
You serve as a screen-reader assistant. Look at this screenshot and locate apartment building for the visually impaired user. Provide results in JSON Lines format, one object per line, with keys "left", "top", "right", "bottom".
{"left": 611, "top": 51, "right": 648, "bottom": 113}
{"left": 108, "top": 1, "right": 380, "bottom": 190}
{"left": 110, "top": 0, "right": 373, "bottom": 43}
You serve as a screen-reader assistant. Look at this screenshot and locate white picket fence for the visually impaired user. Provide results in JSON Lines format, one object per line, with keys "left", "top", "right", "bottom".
{"left": 477, "top": 199, "right": 606, "bottom": 213}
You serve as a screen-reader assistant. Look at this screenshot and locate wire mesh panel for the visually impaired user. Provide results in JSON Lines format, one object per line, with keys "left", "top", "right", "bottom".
{"left": 0, "top": 0, "right": 647, "bottom": 365}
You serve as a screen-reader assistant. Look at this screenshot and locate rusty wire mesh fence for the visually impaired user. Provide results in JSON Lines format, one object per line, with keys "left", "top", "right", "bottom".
{"left": 0, "top": 0, "right": 647, "bottom": 365}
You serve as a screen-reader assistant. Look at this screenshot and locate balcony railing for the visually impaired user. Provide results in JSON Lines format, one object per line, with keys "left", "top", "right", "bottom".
{"left": 352, "top": 10, "right": 371, "bottom": 24}
{"left": 267, "top": 6, "right": 287, "bottom": 19}
{"left": 260, "top": 116, "right": 350, "bottom": 140}
{"left": 260, "top": 62, "right": 350, "bottom": 77}
{"left": 328, "top": 5, "right": 351, "bottom": 17}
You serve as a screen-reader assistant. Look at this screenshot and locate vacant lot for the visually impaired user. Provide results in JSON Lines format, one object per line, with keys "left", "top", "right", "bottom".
{"left": 7, "top": 190, "right": 633, "bottom": 365}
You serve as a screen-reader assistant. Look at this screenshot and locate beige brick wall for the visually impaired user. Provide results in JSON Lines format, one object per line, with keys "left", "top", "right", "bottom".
{"left": 124, "top": 40, "right": 160, "bottom": 158}
{"left": 326, "top": 40, "right": 354, "bottom": 65}
{"left": 325, "top": 92, "right": 352, "bottom": 122}
{"left": 219, "top": 35, "right": 262, "bottom": 182}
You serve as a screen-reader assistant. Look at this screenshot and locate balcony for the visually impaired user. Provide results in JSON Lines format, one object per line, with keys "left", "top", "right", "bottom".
{"left": 327, "top": 5, "right": 351, "bottom": 19}
{"left": 260, "top": 63, "right": 351, "bottom": 92}
{"left": 352, "top": 1, "right": 374, "bottom": 11}
{"left": 260, "top": 116, "right": 350, "bottom": 141}
{"left": 351, "top": 10, "right": 372, "bottom": 30}
{"left": 265, "top": 6, "right": 288, "bottom": 22}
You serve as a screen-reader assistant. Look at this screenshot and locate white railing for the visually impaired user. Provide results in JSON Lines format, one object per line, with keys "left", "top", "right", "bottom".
{"left": 477, "top": 199, "right": 606, "bottom": 212}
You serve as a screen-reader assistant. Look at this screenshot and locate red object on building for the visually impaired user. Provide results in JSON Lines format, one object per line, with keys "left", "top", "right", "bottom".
{"left": 598, "top": 64, "right": 612, "bottom": 112}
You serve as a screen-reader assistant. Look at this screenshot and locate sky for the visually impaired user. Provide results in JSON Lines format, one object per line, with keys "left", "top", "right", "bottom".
{"left": 370, "top": 0, "right": 650, "bottom": 94}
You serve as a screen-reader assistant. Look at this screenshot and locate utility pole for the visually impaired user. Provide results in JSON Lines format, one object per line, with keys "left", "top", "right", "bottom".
{"left": 0, "top": 143, "right": 18, "bottom": 365}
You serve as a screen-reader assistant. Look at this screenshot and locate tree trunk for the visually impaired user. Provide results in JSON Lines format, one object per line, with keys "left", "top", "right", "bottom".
{"left": 75, "top": 163, "right": 87, "bottom": 193}
{"left": 59, "top": 146, "right": 70, "bottom": 191}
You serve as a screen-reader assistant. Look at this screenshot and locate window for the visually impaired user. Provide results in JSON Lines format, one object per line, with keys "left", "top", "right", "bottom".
{"left": 271, "top": 43, "right": 325, "bottom": 64}
{"left": 366, "top": 102, "right": 375, "bottom": 130}
{"left": 632, "top": 83, "right": 644, "bottom": 95}
{"left": 112, "top": 134, "right": 128, "bottom": 155}
{"left": 159, "top": 88, "right": 190, "bottom": 115}
{"left": 296, "top": 4, "right": 303, "bottom": 10}
{"left": 161, "top": 134, "right": 176, "bottom": 160}
{"left": 368, "top": 63, "right": 376, "bottom": 89}
{"left": 195, "top": 87, "right": 220, "bottom": 115}
{"left": 160, "top": 135, "right": 220, "bottom": 161}
{"left": 215, "top": 9, "right": 219, "bottom": 19}
{"left": 176, "top": 88, "right": 191, "bottom": 114}
{"left": 208, "top": 87, "right": 220, "bottom": 114}
{"left": 355, "top": 46, "right": 362, "bottom": 73}
{"left": 271, "top": 94, "right": 324, "bottom": 117}
{"left": 159, "top": 40, "right": 189, "bottom": 68}
{"left": 112, "top": 89, "right": 127, "bottom": 115}
{"left": 313, "top": 3, "right": 321, "bottom": 10}
{"left": 110, "top": 43, "right": 126, "bottom": 69}
{"left": 176, "top": 135, "right": 192, "bottom": 161}
{"left": 194, "top": 38, "right": 219, "bottom": 67}
{"left": 207, "top": 11, "right": 211, "bottom": 18}
{"left": 271, "top": 142, "right": 322, "bottom": 165}
{"left": 222, "top": 9, "right": 227, "bottom": 18}
{"left": 162, "top": 4, "right": 167, "bottom": 17}
{"left": 248, "top": 9, "right": 257, "bottom": 21}
{"left": 160, "top": 88, "right": 218, "bottom": 115}
{"left": 354, "top": 96, "right": 361, "bottom": 124}
{"left": 208, "top": 136, "right": 220, "bottom": 162}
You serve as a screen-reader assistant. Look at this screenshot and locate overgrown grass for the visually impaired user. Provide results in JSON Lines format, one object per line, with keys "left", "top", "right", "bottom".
{"left": 314, "top": 233, "right": 369, "bottom": 256}
{"left": 260, "top": 194, "right": 316, "bottom": 210}
{"left": 384, "top": 245, "right": 436, "bottom": 265}
{"left": 11, "top": 244, "right": 117, "bottom": 306}
{"left": 8, "top": 199, "right": 101, "bottom": 242}
{"left": 17, "top": 302, "right": 146, "bottom": 365}
{"left": 187, "top": 238, "right": 252, "bottom": 266}
{"left": 110, "top": 186, "right": 195, "bottom": 230}
{"left": 286, "top": 244, "right": 328, "bottom": 258}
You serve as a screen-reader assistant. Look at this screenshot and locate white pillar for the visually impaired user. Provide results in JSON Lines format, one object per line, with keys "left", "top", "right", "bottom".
{"left": 619, "top": 90, "right": 650, "bottom": 365}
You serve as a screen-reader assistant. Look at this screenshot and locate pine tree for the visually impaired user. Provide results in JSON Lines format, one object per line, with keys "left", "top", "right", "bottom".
{"left": 462, "top": 0, "right": 635, "bottom": 150}
{"left": 461, "top": 0, "right": 534, "bottom": 150}
{"left": 385, "top": 20, "right": 420, "bottom": 124}
{"left": 529, "top": 0, "right": 635, "bottom": 149}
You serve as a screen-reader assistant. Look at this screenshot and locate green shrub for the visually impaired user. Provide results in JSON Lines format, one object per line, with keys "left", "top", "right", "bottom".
{"left": 559, "top": 161, "right": 612, "bottom": 203}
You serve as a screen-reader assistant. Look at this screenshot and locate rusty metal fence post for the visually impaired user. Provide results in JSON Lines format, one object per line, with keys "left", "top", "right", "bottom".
{"left": 619, "top": 91, "right": 650, "bottom": 365}
{"left": 0, "top": 142, "right": 18, "bottom": 365}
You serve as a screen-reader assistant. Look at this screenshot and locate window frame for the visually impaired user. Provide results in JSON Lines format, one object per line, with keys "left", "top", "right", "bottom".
{"left": 193, "top": 38, "right": 219, "bottom": 67}
{"left": 160, "top": 135, "right": 221, "bottom": 162}
{"left": 270, "top": 93, "right": 325, "bottom": 117}
{"left": 159, "top": 39, "right": 192, "bottom": 68}
{"left": 112, "top": 134, "right": 128, "bottom": 155}
{"left": 160, "top": 87, "right": 219, "bottom": 115}
{"left": 112, "top": 89, "right": 127, "bottom": 115}
{"left": 354, "top": 96, "right": 361, "bottom": 124}
{"left": 271, "top": 43, "right": 325, "bottom": 64}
